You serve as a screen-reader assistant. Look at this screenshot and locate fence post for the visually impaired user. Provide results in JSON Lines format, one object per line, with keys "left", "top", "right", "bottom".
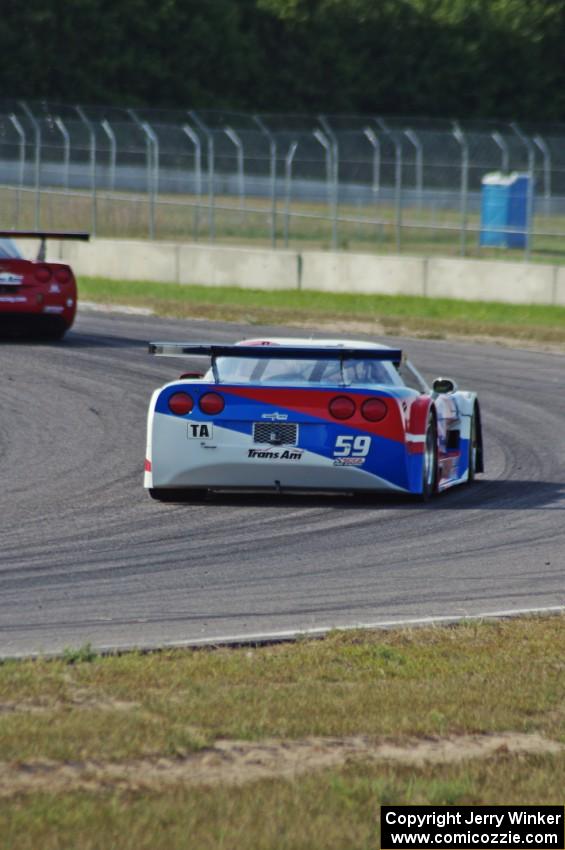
{"left": 9, "top": 114, "right": 26, "bottom": 228}
{"left": 19, "top": 101, "right": 41, "bottom": 229}
{"left": 128, "top": 110, "right": 158, "bottom": 240}
{"left": 101, "top": 120, "right": 117, "bottom": 190}
{"left": 54, "top": 117, "right": 70, "bottom": 190}
{"left": 511, "top": 123, "right": 535, "bottom": 260}
{"left": 363, "top": 127, "right": 381, "bottom": 194}
{"left": 313, "top": 128, "right": 337, "bottom": 249}
{"left": 363, "top": 127, "right": 381, "bottom": 244}
{"left": 183, "top": 123, "right": 202, "bottom": 241}
{"left": 452, "top": 124, "right": 469, "bottom": 256}
{"left": 533, "top": 134, "right": 551, "bottom": 217}
{"left": 319, "top": 116, "right": 339, "bottom": 249}
{"left": 224, "top": 126, "right": 245, "bottom": 223}
{"left": 142, "top": 122, "right": 159, "bottom": 240}
{"left": 404, "top": 128, "right": 423, "bottom": 210}
{"left": 75, "top": 105, "right": 97, "bottom": 236}
{"left": 284, "top": 140, "right": 298, "bottom": 249}
{"left": 491, "top": 131, "right": 509, "bottom": 173}
{"left": 190, "top": 111, "right": 215, "bottom": 242}
{"left": 376, "top": 118, "right": 402, "bottom": 252}
{"left": 253, "top": 115, "right": 277, "bottom": 249}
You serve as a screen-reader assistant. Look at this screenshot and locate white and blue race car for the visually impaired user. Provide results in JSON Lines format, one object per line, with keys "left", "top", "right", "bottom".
{"left": 144, "top": 338, "right": 483, "bottom": 501}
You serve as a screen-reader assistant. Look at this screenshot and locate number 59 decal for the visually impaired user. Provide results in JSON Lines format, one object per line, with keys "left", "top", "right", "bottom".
{"left": 333, "top": 435, "right": 371, "bottom": 458}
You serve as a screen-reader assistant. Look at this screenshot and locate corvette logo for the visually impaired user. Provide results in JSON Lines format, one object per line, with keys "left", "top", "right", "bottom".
{"left": 261, "top": 412, "right": 289, "bottom": 421}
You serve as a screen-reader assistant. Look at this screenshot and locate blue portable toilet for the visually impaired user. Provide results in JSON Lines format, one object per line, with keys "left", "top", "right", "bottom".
{"left": 507, "top": 174, "right": 530, "bottom": 249}
{"left": 480, "top": 173, "right": 512, "bottom": 247}
{"left": 480, "top": 172, "right": 532, "bottom": 249}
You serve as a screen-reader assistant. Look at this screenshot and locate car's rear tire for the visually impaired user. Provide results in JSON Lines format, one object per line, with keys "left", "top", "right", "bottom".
{"left": 467, "top": 409, "right": 479, "bottom": 483}
{"left": 419, "top": 414, "right": 438, "bottom": 502}
{"left": 149, "top": 488, "right": 207, "bottom": 503}
{"left": 42, "top": 326, "right": 67, "bottom": 342}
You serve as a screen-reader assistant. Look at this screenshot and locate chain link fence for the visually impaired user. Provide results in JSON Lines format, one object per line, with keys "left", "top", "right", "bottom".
{"left": 1, "top": 100, "right": 565, "bottom": 261}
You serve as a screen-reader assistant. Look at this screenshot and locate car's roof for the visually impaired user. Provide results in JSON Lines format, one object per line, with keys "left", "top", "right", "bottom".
{"left": 238, "top": 337, "right": 392, "bottom": 350}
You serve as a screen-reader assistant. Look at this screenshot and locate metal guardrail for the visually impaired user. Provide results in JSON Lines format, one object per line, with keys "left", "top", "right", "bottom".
{"left": 1, "top": 100, "right": 565, "bottom": 258}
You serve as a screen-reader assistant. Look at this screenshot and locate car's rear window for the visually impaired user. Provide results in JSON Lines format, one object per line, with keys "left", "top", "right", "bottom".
{"left": 206, "top": 356, "right": 401, "bottom": 387}
{"left": 0, "top": 238, "right": 22, "bottom": 260}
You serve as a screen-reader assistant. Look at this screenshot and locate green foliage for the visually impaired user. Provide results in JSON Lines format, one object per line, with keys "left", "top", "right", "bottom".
{"left": 0, "top": 0, "right": 564, "bottom": 119}
{"left": 61, "top": 643, "right": 98, "bottom": 665}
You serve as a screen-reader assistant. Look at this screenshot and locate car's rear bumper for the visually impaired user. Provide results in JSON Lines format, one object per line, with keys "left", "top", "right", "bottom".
{"left": 0, "top": 304, "right": 75, "bottom": 320}
{"left": 146, "top": 415, "right": 410, "bottom": 494}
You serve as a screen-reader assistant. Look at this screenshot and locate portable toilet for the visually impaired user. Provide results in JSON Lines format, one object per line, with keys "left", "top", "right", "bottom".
{"left": 480, "top": 172, "right": 532, "bottom": 249}
{"left": 480, "top": 173, "right": 512, "bottom": 247}
{"left": 506, "top": 174, "right": 530, "bottom": 249}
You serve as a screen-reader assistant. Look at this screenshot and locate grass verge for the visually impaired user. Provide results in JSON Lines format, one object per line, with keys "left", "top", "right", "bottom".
{"left": 79, "top": 276, "right": 565, "bottom": 346}
{"left": 0, "top": 616, "right": 563, "bottom": 848}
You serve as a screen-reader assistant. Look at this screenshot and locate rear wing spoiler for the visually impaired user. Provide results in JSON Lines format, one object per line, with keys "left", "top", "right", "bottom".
{"left": 149, "top": 343, "right": 402, "bottom": 362}
{"left": 0, "top": 231, "right": 90, "bottom": 261}
{"left": 149, "top": 343, "right": 403, "bottom": 384}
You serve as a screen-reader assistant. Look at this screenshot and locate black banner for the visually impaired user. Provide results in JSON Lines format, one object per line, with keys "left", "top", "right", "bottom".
{"left": 381, "top": 806, "right": 564, "bottom": 849}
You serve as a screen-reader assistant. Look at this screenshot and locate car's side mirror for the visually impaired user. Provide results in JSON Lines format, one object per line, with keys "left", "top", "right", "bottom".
{"left": 179, "top": 371, "right": 204, "bottom": 379}
{"left": 432, "top": 377, "right": 458, "bottom": 394}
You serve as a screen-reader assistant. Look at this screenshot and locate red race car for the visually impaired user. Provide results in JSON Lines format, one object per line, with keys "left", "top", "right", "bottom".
{"left": 0, "top": 231, "right": 89, "bottom": 340}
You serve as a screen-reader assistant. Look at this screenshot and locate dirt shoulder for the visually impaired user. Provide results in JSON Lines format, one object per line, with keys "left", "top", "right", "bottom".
{"left": 1, "top": 733, "right": 561, "bottom": 797}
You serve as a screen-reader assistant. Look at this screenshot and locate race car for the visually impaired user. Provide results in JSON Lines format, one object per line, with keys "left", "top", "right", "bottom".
{"left": 144, "top": 338, "right": 483, "bottom": 501}
{"left": 0, "top": 231, "right": 89, "bottom": 339}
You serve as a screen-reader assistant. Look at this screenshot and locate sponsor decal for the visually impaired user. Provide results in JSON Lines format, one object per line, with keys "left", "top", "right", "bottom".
{"left": 261, "top": 411, "right": 289, "bottom": 421}
{"left": 188, "top": 422, "right": 213, "bottom": 439}
{"left": 0, "top": 295, "right": 26, "bottom": 303}
{"left": 49, "top": 283, "right": 62, "bottom": 293}
{"left": 248, "top": 448, "right": 303, "bottom": 461}
{"left": 333, "top": 457, "right": 366, "bottom": 466}
{"left": 43, "top": 305, "right": 64, "bottom": 314}
{"left": 0, "top": 272, "right": 23, "bottom": 284}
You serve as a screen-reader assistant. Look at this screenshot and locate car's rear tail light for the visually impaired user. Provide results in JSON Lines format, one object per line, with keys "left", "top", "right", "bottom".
{"left": 329, "top": 395, "right": 355, "bottom": 420}
{"left": 35, "top": 264, "right": 52, "bottom": 283}
{"left": 54, "top": 267, "right": 71, "bottom": 284}
{"left": 199, "top": 392, "right": 225, "bottom": 415}
{"left": 168, "top": 392, "right": 194, "bottom": 415}
{"left": 361, "top": 398, "right": 388, "bottom": 422}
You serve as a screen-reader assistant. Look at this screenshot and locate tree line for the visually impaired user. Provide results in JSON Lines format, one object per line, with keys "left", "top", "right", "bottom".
{"left": 1, "top": 0, "right": 564, "bottom": 121}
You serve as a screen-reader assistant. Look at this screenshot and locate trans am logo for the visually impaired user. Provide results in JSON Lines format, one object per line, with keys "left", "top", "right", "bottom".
{"left": 248, "top": 448, "right": 302, "bottom": 461}
{"left": 261, "top": 412, "right": 289, "bottom": 421}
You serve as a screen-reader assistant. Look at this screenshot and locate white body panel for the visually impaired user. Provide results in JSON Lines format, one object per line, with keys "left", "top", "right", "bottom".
{"left": 146, "top": 412, "right": 404, "bottom": 493}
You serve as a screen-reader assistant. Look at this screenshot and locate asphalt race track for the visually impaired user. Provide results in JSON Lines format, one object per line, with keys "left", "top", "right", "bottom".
{"left": 1, "top": 309, "right": 564, "bottom": 658}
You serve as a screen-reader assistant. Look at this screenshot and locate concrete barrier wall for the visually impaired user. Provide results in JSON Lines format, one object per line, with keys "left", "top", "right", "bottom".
{"left": 301, "top": 252, "right": 426, "bottom": 296}
{"left": 54, "top": 239, "right": 299, "bottom": 291}
{"left": 35, "top": 237, "right": 564, "bottom": 306}
{"left": 426, "top": 258, "right": 557, "bottom": 305}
